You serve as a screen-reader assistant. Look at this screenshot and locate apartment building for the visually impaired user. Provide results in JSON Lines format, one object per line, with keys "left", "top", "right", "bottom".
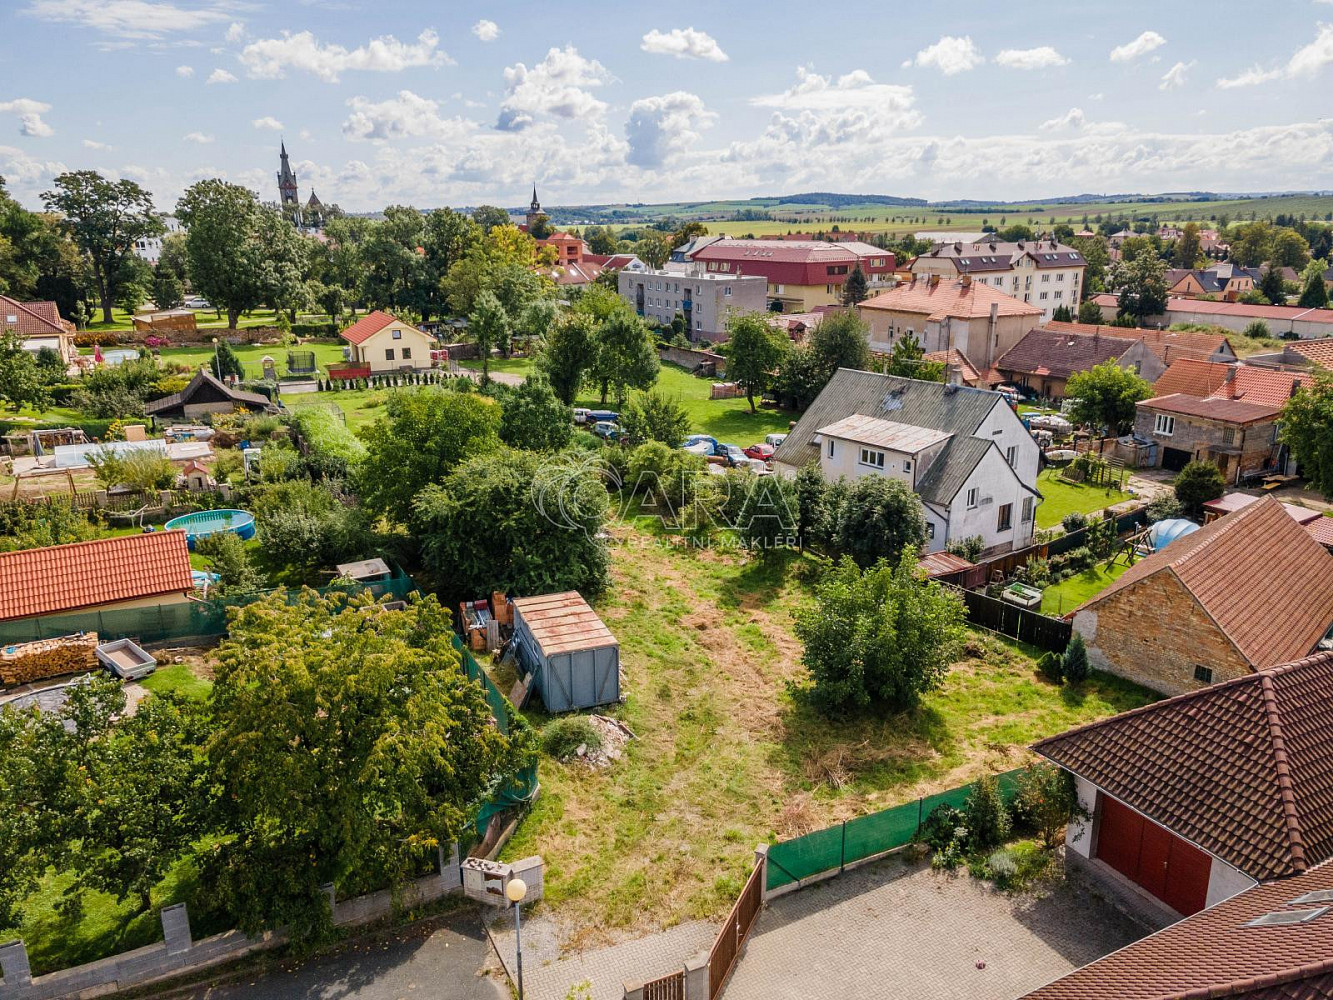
{"left": 683, "top": 239, "right": 896, "bottom": 312}
{"left": 909, "top": 238, "right": 1086, "bottom": 322}
{"left": 619, "top": 265, "right": 767, "bottom": 342}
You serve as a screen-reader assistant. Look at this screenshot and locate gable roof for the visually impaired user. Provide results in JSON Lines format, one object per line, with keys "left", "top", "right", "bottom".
{"left": 1154, "top": 359, "right": 1314, "bottom": 407}
{"left": 924, "top": 349, "right": 988, "bottom": 385}
{"left": 1020, "top": 860, "right": 1333, "bottom": 1000}
{"left": 143, "top": 367, "right": 272, "bottom": 415}
{"left": 0, "top": 532, "right": 195, "bottom": 622}
{"left": 772, "top": 369, "right": 1006, "bottom": 471}
{"left": 1137, "top": 392, "right": 1282, "bottom": 423}
{"left": 1043, "top": 321, "right": 1235, "bottom": 364}
{"left": 1074, "top": 497, "right": 1333, "bottom": 670}
{"left": 1034, "top": 650, "right": 1333, "bottom": 882}
{"left": 339, "top": 310, "right": 401, "bottom": 345}
{"left": 994, "top": 327, "right": 1140, "bottom": 381}
{"left": 914, "top": 435, "right": 1009, "bottom": 506}
{"left": 858, "top": 278, "right": 1041, "bottom": 322}
{"left": 0, "top": 294, "right": 67, "bottom": 336}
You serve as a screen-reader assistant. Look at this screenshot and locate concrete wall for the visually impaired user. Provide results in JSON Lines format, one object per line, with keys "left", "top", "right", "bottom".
{"left": 1206, "top": 857, "right": 1256, "bottom": 908}
{"left": 658, "top": 344, "right": 727, "bottom": 376}
{"left": 1071, "top": 570, "right": 1254, "bottom": 695}
{"left": 1149, "top": 304, "right": 1333, "bottom": 340}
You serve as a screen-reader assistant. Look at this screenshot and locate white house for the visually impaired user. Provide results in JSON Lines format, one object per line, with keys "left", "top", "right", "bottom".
{"left": 772, "top": 370, "right": 1041, "bottom": 555}
{"left": 338, "top": 310, "right": 437, "bottom": 373}
{"left": 909, "top": 238, "right": 1087, "bottom": 323}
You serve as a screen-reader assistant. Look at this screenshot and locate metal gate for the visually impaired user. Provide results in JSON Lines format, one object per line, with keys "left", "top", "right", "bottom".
{"left": 708, "top": 862, "right": 764, "bottom": 998}
{"left": 642, "top": 971, "right": 685, "bottom": 1000}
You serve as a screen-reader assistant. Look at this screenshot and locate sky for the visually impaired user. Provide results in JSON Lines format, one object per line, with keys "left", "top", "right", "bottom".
{"left": 2, "top": 1, "right": 1332, "bottom": 214}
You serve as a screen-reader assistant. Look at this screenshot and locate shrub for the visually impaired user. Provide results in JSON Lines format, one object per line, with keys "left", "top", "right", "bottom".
{"left": 963, "top": 774, "right": 1012, "bottom": 852}
{"left": 620, "top": 390, "right": 691, "bottom": 446}
{"left": 1012, "top": 762, "right": 1087, "bottom": 848}
{"left": 1174, "top": 460, "right": 1226, "bottom": 520}
{"left": 1037, "top": 651, "right": 1063, "bottom": 683}
{"left": 292, "top": 407, "right": 367, "bottom": 468}
{"left": 86, "top": 447, "right": 177, "bottom": 492}
{"left": 1145, "top": 493, "right": 1182, "bottom": 522}
{"left": 1061, "top": 633, "right": 1090, "bottom": 684}
{"left": 828, "top": 476, "right": 927, "bottom": 568}
{"left": 918, "top": 803, "right": 966, "bottom": 853}
{"left": 73, "top": 331, "right": 120, "bottom": 347}
{"left": 1062, "top": 546, "right": 1095, "bottom": 573}
{"left": 946, "top": 535, "right": 984, "bottom": 561}
{"left": 984, "top": 849, "right": 1019, "bottom": 888}
{"left": 1242, "top": 320, "right": 1271, "bottom": 339}
{"left": 1061, "top": 511, "right": 1087, "bottom": 533}
{"left": 195, "top": 532, "right": 265, "bottom": 595}
{"left": 540, "top": 717, "right": 603, "bottom": 760}
{"left": 253, "top": 479, "right": 372, "bottom": 573}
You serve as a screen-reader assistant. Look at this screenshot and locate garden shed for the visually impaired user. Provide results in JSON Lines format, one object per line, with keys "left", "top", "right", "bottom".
{"left": 510, "top": 592, "right": 619, "bottom": 712}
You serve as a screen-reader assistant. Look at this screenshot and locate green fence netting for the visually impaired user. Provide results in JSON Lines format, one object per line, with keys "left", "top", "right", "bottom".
{"left": 766, "top": 768, "right": 1025, "bottom": 892}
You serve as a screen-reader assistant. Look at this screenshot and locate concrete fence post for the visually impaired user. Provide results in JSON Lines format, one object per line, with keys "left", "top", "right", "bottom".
{"left": 622, "top": 981, "right": 644, "bottom": 1000}
{"left": 0, "top": 939, "right": 33, "bottom": 987}
{"left": 754, "top": 843, "right": 770, "bottom": 902}
{"left": 684, "top": 951, "right": 710, "bottom": 999}
{"left": 321, "top": 883, "right": 337, "bottom": 922}
{"left": 439, "top": 843, "right": 462, "bottom": 893}
{"left": 160, "top": 903, "right": 193, "bottom": 956}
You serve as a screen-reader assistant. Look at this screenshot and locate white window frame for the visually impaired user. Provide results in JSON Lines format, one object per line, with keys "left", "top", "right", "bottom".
{"left": 1155, "top": 413, "right": 1176, "bottom": 436}
{"left": 859, "top": 448, "right": 885, "bottom": 469}
{"left": 966, "top": 487, "right": 979, "bottom": 509}
{"left": 903, "top": 459, "right": 913, "bottom": 473}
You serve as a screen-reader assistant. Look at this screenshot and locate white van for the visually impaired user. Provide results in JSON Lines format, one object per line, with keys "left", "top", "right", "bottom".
{"left": 572, "top": 408, "right": 591, "bottom": 425}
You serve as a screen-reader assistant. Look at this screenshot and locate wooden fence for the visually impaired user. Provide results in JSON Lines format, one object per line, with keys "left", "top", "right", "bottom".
{"left": 954, "top": 587, "right": 1072, "bottom": 652}
{"left": 708, "top": 863, "right": 764, "bottom": 998}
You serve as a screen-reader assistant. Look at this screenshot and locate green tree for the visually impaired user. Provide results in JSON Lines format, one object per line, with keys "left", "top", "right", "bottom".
{"left": 414, "top": 448, "right": 611, "bottom": 597}
{"left": 1172, "top": 222, "right": 1202, "bottom": 268}
{"left": 882, "top": 330, "right": 944, "bottom": 380}
{"left": 726, "top": 313, "right": 785, "bottom": 413}
{"left": 358, "top": 390, "right": 501, "bottom": 522}
{"left": 1014, "top": 762, "right": 1084, "bottom": 849}
{"left": 590, "top": 310, "right": 659, "bottom": 407}
{"left": 1064, "top": 361, "right": 1152, "bottom": 435}
{"left": 669, "top": 221, "right": 709, "bottom": 250}
{"left": 1069, "top": 235, "right": 1110, "bottom": 295}
{"left": 1061, "top": 633, "right": 1089, "bottom": 683}
{"left": 1109, "top": 253, "right": 1168, "bottom": 323}
{"left": 468, "top": 290, "right": 510, "bottom": 380}
{"left": 205, "top": 590, "right": 534, "bottom": 943}
{"left": 538, "top": 314, "right": 598, "bottom": 405}
{"left": 420, "top": 208, "right": 482, "bottom": 319}
{"left": 620, "top": 389, "right": 691, "bottom": 445}
{"left": 1077, "top": 299, "right": 1105, "bottom": 324}
{"left": 1282, "top": 374, "right": 1333, "bottom": 498}
{"left": 527, "top": 213, "right": 554, "bottom": 240}
{"left": 152, "top": 263, "right": 185, "bottom": 310}
{"left": 841, "top": 263, "right": 869, "bottom": 305}
{"left": 1228, "top": 221, "right": 1274, "bottom": 267}
{"left": 360, "top": 205, "right": 426, "bottom": 316}
{"left": 585, "top": 225, "right": 619, "bottom": 255}
{"left": 176, "top": 180, "right": 267, "bottom": 329}
{"left": 1271, "top": 228, "right": 1311, "bottom": 270}
{"left": 794, "top": 552, "right": 967, "bottom": 717}
{"left": 809, "top": 309, "right": 871, "bottom": 376}
{"left": 499, "top": 372, "right": 573, "bottom": 452}
{"left": 253, "top": 479, "right": 371, "bottom": 573}
{"left": 195, "top": 531, "right": 265, "bottom": 594}
{"left": 1050, "top": 304, "right": 1074, "bottom": 323}
{"left": 41, "top": 171, "right": 164, "bottom": 324}
{"left": 635, "top": 231, "right": 671, "bottom": 269}
{"left": 209, "top": 338, "right": 245, "bottom": 381}
{"left": 1258, "top": 265, "right": 1287, "bottom": 306}
{"left": 87, "top": 447, "right": 177, "bottom": 491}
{"left": 113, "top": 254, "right": 152, "bottom": 316}
{"left": 735, "top": 472, "right": 800, "bottom": 556}
{"left": 829, "top": 476, "right": 927, "bottom": 568}
{"left": 0, "top": 332, "right": 50, "bottom": 411}
{"left": 471, "top": 205, "right": 511, "bottom": 233}
{"left": 1297, "top": 262, "right": 1329, "bottom": 309}
{"left": 1173, "top": 459, "right": 1226, "bottom": 519}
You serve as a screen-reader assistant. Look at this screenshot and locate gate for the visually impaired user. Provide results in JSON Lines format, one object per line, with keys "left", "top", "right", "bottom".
{"left": 642, "top": 971, "right": 685, "bottom": 1000}
{"left": 708, "top": 862, "right": 764, "bottom": 998}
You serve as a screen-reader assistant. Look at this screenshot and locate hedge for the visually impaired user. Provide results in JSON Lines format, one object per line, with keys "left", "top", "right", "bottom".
{"left": 0, "top": 418, "right": 117, "bottom": 440}
{"left": 291, "top": 407, "right": 367, "bottom": 466}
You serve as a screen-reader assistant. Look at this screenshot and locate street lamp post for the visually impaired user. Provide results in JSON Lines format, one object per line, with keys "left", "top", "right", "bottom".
{"left": 211, "top": 337, "right": 220, "bottom": 380}
{"left": 505, "top": 877, "right": 528, "bottom": 1000}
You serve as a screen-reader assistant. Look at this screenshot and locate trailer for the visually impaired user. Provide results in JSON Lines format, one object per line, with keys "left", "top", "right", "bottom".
{"left": 510, "top": 592, "right": 620, "bottom": 712}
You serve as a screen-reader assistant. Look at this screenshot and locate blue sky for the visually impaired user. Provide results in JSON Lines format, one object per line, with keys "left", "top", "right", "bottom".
{"left": 2, "top": 1, "right": 1332, "bottom": 212}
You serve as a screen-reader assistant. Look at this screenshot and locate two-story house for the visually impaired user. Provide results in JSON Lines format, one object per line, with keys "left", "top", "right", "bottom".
{"left": 1134, "top": 393, "right": 1290, "bottom": 482}
{"left": 683, "top": 239, "right": 895, "bottom": 312}
{"left": 772, "top": 371, "right": 1041, "bottom": 555}
{"left": 909, "top": 238, "right": 1086, "bottom": 322}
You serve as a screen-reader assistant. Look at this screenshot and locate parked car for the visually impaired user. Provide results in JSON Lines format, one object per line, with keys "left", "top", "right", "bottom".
{"left": 572, "top": 407, "right": 591, "bottom": 424}
{"left": 592, "top": 420, "right": 620, "bottom": 440}
{"left": 682, "top": 434, "right": 720, "bottom": 456}
{"left": 589, "top": 409, "right": 620, "bottom": 424}
{"left": 744, "top": 443, "right": 775, "bottom": 462}
{"left": 716, "top": 444, "right": 749, "bottom": 467}
{"left": 185, "top": 296, "right": 210, "bottom": 309}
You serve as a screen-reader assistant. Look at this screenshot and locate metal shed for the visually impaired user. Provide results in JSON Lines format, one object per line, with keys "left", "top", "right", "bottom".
{"left": 510, "top": 592, "right": 619, "bottom": 712}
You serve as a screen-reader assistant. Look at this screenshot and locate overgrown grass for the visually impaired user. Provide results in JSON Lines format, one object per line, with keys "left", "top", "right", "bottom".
{"left": 499, "top": 520, "right": 1155, "bottom": 949}
{"left": 140, "top": 662, "right": 213, "bottom": 701}
{"left": 1036, "top": 468, "right": 1132, "bottom": 528}
{"left": 1040, "top": 563, "right": 1130, "bottom": 616}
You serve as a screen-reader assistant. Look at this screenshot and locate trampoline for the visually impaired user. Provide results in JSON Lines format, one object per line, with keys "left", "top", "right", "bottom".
{"left": 165, "top": 509, "right": 256, "bottom": 550}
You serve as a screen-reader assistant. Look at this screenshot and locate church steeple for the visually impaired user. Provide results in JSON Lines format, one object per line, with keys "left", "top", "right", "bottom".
{"left": 526, "top": 185, "right": 542, "bottom": 230}
{"left": 277, "top": 141, "right": 300, "bottom": 224}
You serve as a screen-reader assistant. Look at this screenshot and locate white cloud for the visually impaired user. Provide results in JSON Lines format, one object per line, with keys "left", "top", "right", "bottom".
{"left": 299, "top": 128, "right": 313, "bottom": 141}
{"left": 1040, "top": 107, "right": 1085, "bottom": 131}
{"left": 994, "top": 46, "right": 1068, "bottom": 70}
{"left": 472, "top": 19, "right": 499, "bottom": 42}
{"left": 252, "top": 116, "right": 283, "bottom": 130}
{"left": 1110, "top": 30, "right": 1166, "bottom": 62}
{"left": 749, "top": 67, "right": 922, "bottom": 148}
{"left": 175, "top": 64, "right": 194, "bottom": 78}
{"left": 206, "top": 68, "right": 236, "bottom": 84}
{"left": 343, "top": 90, "right": 471, "bottom": 141}
{"left": 640, "top": 27, "right": 728, "bottom": 62}
{"left": 1160, "top": 60, "right": 1194, "bottom": 90}
{"left": 183, "top": 131, "right": 214, "bottom": 143}
{"left": 625, "top": 92, "right": 716, "bottom": 168}
{"left": 224, "top": 21, "right": 243, "bottom": 43}
{"left": 0, "top": 98, "right": 53, "bottom": 138}
{"left": 239, "top": 29, "right": 451, "bottom": 83}
{"left": 906, "top": 35, "right": 983, "bottom": 75}
{"left": 497, "top": 45, "right": 610, "bottom": 130}
{"left": 23, "top": 0, "right": 231, "bottom": 40}
{"left": 81, "top": 138, "right": 111, "bottom": 149}
{"left": 1217, "top": 24, "right": 1333, "bottom": 87}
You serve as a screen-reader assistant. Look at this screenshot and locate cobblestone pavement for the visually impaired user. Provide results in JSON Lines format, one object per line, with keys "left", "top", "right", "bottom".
{"left": 720, "top": 857, "right": 1149, "bottom": 1000}
{"left": 485, "top": 909, "right": 719, "bottom": 1000}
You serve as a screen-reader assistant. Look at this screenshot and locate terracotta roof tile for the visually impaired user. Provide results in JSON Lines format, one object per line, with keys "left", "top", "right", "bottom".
{"left": 995, "top": 327, "right": 1140, "bottom": 380}
{"left": 1138, "top": 392, "right": 1283, "bottom": 423}
{"left": 924, "top": 349, "right": 983, "bottom": 384}
{"left": 858, "top": 278, "right": 1041, "bottom": 321}
{"left": 0, "top": 532, "right": 195, "bottom": 622}
{"left": 1286, "top": 340, "right": 1333, "bottom": 372}
{"left": 1075, "top": 497, "right": 1333, "bottom": 669}
{"left": 339, "top": 310, "right": 400, "bottom": 346}
{"left": 1155, "top": 359, "right": 1315, "bottom": 407}
{"left": 0, "top": 294, "right": 67, "bottom": 336}
{"left": 1021, "top": 862, "right": 1333, "bottom": 1000}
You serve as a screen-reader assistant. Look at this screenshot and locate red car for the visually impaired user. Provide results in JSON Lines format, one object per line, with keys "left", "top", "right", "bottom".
{"left": 743, "top": 443, "right": 775, "bottom": 462}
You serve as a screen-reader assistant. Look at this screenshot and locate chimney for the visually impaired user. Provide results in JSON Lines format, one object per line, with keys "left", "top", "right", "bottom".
{"left": 961, "top": 274, "right": 972, "bottom": 289}
{"left": 987, "top": 302, "right": 999, "bottom": 368}
{"left": 953, "top": 241, "right": 962, "bottom": 253}
{"left": 1291, "top": 379, "right": 1303, "bottom": 398}
{"left": 929, "top": 273, "right": 940, "bottom": 288}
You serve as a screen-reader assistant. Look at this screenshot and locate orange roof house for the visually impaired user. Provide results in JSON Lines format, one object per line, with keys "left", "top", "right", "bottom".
{"left": 337, "top": 311, "right": 435, "bottom": 374}
{"left": 1152, "top": 358, "right": 1313, "bottom": 407}
{"left": 0, "top": 532, "right": 195, "bottom": 623}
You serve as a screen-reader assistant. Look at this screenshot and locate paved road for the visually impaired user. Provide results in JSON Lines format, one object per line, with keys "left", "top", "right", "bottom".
{"left": 177, "top": 909, "right": 505, "bottom": 1000}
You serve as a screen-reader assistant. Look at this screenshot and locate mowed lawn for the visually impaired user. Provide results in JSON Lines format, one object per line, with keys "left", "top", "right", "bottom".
{"left": 1036, "top": 467, "right": 1132, "bottom": 529}
{"left": 1040, "top": 563, "right": 1130, "bottom": 616}
{"left": 498, "top": 522, "right": 1155, "bottom": 950}
{"left": 83, "top": 308, "right": 332, "bottom": 333}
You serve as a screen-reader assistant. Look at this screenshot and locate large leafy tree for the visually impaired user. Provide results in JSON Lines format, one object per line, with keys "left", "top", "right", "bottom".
{"left": 620, "top": 389, "right": 691, "bottom": 445}
{"left": 829, "top": 475, "right": 927, "bottom": 568}
{"left": 176, "top": 180, "right": 267, "bottom": 329}
{"left": 590, "top": 309, "right": 659, "bottom": 407}
{"left": 421, "top": 208, "right": 482, "bottom": 319}
{"left": 1065, "top": 360, "right": 1153, "bottom": 435}
{"left": 357, "top": 389, "right": 501, "bottom": 522}
{"left": 1298, "top": 260, "right": 1330, "bottom": 309}
{"left": 538, "top": 313, "right": 599, "bottom": 405}
{"left": 42, "top": 171, "right": 163, "bottom": 323}
{"left": 468, "top": 289, "right": 510, "bottom": 380}
{"left": 360, "top": 205, "right": 426, "bottom": 316}
{"left": 414, "top": 448, "right": 611, "bottom": 597}
{"left": 499, "top": 372, "right": 573, "bottom": 452}
{"left": 442, "top": 225, "right": 545, "bottom": 316}
{"left": 1109, "top": 253, "right": 1168, "bottom": 323}
{"left": 1282, "top": 374, "right": 1333, "bottom": 499}
{"left": 204, "top": 590, "right": 534, "bottom": 942}
{"left": 726, "top": 313, "right": 786, "bottom": 413}
{"left": 794, "top": 552, "right": 967, "bottom": 717}
{"left": 256, "top": 209, "right": 312, "bottom": 321}
{"left": 635, "top": 231, "right": 671, "bottom": 269}
{"left": 808, "top": 309, "right": 871, "bottom": 376}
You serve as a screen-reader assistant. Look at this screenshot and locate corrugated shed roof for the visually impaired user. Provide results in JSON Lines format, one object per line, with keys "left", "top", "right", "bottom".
{"left": 1138, "top": 392, "right": 1282, "bottom": 423}
{"left": 1019, "top": 860, "right": 1333, "bottom": 1000}
{"left": 815, "top": 414, "right": 953, "bottom": 453}
{"left": 512, "top": 591, "right": 617, "bottom": 656}
{"left": 1075, "top": 497, "right": 1333, "bottom": 669}
{"left": 0, "top": 531, "right": 194, "bottom": 622}
{"left": 916, "top": 550, "right": 976, "bottom": 578}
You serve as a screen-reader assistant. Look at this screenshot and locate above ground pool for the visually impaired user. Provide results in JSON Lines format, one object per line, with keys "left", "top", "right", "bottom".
{"left": 165, "top": 509, "right": 256, "bottom": 550}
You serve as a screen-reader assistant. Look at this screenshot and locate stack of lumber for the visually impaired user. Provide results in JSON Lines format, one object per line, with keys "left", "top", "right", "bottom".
{"left": 0, "top": 633, "right": 99, "bottom": 687}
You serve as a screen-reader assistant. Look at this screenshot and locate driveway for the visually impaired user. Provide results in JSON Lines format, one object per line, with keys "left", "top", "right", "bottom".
{"left": 175, "top": 908, "right": 504, "bottom": 1000}
{"left": 721, "top": 856, "right": 1149, "bottom": 1000}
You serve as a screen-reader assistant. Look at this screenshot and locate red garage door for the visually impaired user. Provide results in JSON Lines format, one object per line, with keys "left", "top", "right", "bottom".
{"left": 1095, "top": 794, "right": 1211, "bottom": 916}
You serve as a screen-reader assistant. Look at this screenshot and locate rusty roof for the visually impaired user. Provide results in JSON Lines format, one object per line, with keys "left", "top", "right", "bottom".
{"left": 916, "top": 551, "right": 976, "bottom": 578}
{"left": 1021, "top": 860, "right": 1333, "bottom": 1000}
{"left": 1074, "top": 497, "right": 1333, "bottom": 669}
{"left": 0, "top": 532, "right": 195, "bottom": 622}
{"left": 512, "top": 591, "right": 617, "bottom": 656}
{"left": 1138, "top": 392, "right": 1283, "bottom": 423}
{"left": 1034, "top": 650, "right": 1333, "bottom": 883}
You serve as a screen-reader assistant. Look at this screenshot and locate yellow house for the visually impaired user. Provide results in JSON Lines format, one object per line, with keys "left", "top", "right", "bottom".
{"left": 338, "top": 311, "right": 436, "bottom": 373}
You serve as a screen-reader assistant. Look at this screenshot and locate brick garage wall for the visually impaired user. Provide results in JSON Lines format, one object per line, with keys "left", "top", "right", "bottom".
{"left": 1134, "top": 410, "right": 1278, "bottom": 480}
{"left": 1071, "top": 570, "right": 1253, "bottom": 696}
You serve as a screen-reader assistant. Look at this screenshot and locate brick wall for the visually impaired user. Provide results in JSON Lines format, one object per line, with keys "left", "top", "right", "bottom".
{"left": 1133, "top": 409, "right": 1278, "bottom": 482}
{"left": 1071, "top": 569, "right": 1253, "bottom": 695}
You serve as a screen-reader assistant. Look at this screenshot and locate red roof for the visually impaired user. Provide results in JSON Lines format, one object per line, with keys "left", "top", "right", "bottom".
{"left": 1043, "top": 320, "right": 1235, "bottom": 364}
{"left": 1286, "top": 339, "right": 1333, "bottom": 372}
{"left": 1093, "top": 294, "right": 1333, "bottom": 326}
{"left": 339, "top": 310, "right": 400, "bottom": 346}
{"left": 1154, "top": 359, "right": 1313, "bottom": 407}
{"left": 0, "top": 532, "right": 195, "bottom": 622}
{"left": 691, "top": 239, "right": 894, "bottom": 286}
{"left": 1139, "top": 392, "right": 1282, "bottom": 423}
{"left": 1, "top": 294, "right": 67, "bottom": 336}
{"left": 859, "top": 278, "right": 1041, "bottom": 321}
{"left": 512, "top": 591, "right": 616, "bottom": 655}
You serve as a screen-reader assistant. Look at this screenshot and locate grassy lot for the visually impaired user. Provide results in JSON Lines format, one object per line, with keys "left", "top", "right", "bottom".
{"left": 1040, "top": 563, "right": 1130, "bottom": 616}
{"left": 140, "top": 662, "right": 213, "bottom": 701}
{"left": 84, "top": 308, "right": 332, "bottom": 333}
{"left": 1036, "top": 467, "right": 1131, "bottom": 529}
{"left": 154, "top": 340, "right": 346, "bottom": 379}
{"left": 498, "top": 521, "right": 1155, "bottom": 949}
{"left": 285, "top": 387, "right": 395, "bottom": 432}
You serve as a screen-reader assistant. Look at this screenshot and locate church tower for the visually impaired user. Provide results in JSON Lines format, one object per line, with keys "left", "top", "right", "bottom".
{"left": 525, "top": 185, "right": 541, "bottom": 230}
{"left": 277, "top": 142, "right": 301, "bottom": 225}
